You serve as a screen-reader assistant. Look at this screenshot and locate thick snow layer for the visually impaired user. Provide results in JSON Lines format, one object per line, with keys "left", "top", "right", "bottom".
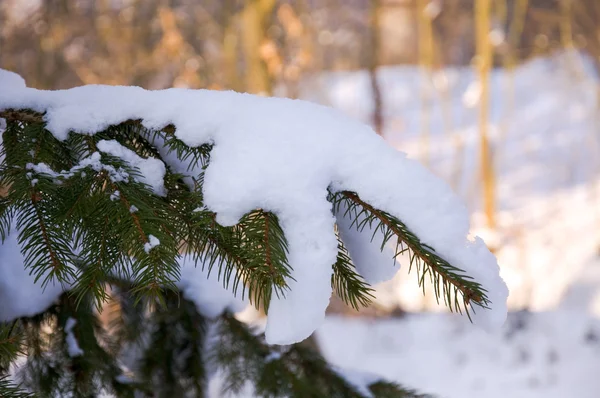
{"left": 0, "top": 227, "right": 65, "bottom": 322}
{"left": 176, "top": 255, "right": 246, "bottom": 318}
{"left": 0, "top": 69, "right": 508, "bottom": 344}
{"left": 0, "top": 68, "right": 26, "bottom": 91}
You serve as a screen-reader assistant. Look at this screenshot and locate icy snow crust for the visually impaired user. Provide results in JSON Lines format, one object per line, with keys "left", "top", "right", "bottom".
{"left": 0, "top": 70, "right": 508, "bottom": 344}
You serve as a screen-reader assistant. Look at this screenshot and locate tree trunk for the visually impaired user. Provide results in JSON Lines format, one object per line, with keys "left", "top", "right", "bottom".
{"left": 241, "top": 0, "right": 275, "bottom": 94}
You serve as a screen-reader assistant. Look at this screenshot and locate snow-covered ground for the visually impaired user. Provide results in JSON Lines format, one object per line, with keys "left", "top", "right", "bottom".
{"left": 317, "top": 311, "right": 600, "bottom": 398}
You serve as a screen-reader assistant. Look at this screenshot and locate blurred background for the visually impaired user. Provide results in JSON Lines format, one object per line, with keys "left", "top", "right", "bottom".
{"left": 1, "top": 0, "right": 600, "bottom": 396}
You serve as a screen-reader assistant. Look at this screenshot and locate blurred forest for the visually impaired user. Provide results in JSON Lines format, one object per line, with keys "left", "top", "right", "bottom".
{"left": 1, "top": 0, "right": 600, "bottom": 315}
{"left": 2, "top": 0, "right": 600, "bottom": 91}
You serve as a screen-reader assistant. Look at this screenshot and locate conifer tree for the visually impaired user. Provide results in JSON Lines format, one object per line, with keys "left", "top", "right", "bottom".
{"left": 0, "top": 69, "right": 508, "bottom": 397}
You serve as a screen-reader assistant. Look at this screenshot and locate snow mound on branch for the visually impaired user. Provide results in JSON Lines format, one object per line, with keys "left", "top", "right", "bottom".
{"left": 0, "top": 69, "right": 26, "bottom": 91}
{"left": 0, "top": 69, "right": 509, "bottom": 344}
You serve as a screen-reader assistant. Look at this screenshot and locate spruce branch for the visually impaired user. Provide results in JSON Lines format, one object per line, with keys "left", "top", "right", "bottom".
{"left": 168, "top": 176, "right": 292, "bottom": 312}
{"left": 186, "top": 209, "right": 292, "bottom": 311}
{"left": 237, "top": 209, "right": 292, "bottom": 305}
{"left": 138, "top": 290, "right": 208, "bottom": 396}
{"left": 0, "top": 321, "right": 23, "bottom": 372}
{"left": 264, "top": 212, "right": 274, "bottom": 275}
{"left": 0, "top": 109, "right": 212, "bottom": 172}
{"left": 332, "top": 235, "right": 375, "bottom": 310}
{"left": 331, "top": 190, "right": 489, "bottom": 316}
{"left": 168, "top": 183, "right": 258, "bottom": 302}
{"left": 2, "top": 109, "right": 491, "bottom": 316}
{"left": 0, "top": 196, "right": 13, "bottom": 242}
{"left": 369, "top": 381, "right": 431, "bottom": 398}
{"left": 16, "top": 293, "right": 139, "bottom": 397}
{"left": 110, "top": 180, "right": 148, "bottom": 243}
{"left": 0, "top": 376, "right": 34, "bottom": 398}
{"left": 30, "top": 195, "right": 60, "bottom": 271}
{"left": 77, "top": 132, "right": 182, "bottom": 306}
{"left": 1, "top": 105, "right": 487, "bottom": 397}
{"left": 1, "top": 119, "right": 79, "bottom": 286}
{"left": 15, "top": 193, "right": 77, "bottom": 287}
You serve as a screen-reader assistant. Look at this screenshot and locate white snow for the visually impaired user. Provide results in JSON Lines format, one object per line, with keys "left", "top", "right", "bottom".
{"left": 64, "top": 317, "right": 84, "bottom": 357}
{"left": 0, "top": 68, "right": 26, "bottom": 91}
{"left": 114, "top": 374, "right": 134, "bottom": 384}
{"left": 26, "top": 152, "right": 130, "bottom": 184}
{"left": 176, "top": 255, "right": 246, "bottom": 318}
{"left": 317, "top": 312, "right": 600, "bottom": 398}
{"left": 0, "top": 69, "right": 508, "bottom": 345}
{"left": 0, "top": 226, "right": 65, "bottom": 322}
{"left": 264, "top": 351, "right": 282, "bottom": 363}
{"left": 333, "top": 366, "right": 379, "bottom": 398}
{"left": 96, "top": 139, "right": 166, "bottom": 196}
{"left": 143, "top": 235, "right": 160, "bottom": 253}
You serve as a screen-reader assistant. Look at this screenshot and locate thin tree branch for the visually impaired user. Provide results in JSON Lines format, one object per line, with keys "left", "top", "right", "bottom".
{"left": 340, "top": 191, "right": 486, "bottom": 306}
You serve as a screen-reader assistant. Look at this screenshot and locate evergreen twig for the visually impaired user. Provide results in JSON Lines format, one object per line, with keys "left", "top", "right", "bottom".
{"left": 331, "top": 190, "right": 489, "bottom": 317}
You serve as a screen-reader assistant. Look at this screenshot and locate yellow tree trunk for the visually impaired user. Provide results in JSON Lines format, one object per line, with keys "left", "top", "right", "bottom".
{"left": 368, "top": 0, "right": 383, "bottom": 135}
{"left": 416, "top": 0, "right": 435, "bottom": 166}
{"left": 475, "top": 0, "right": 496, "bottom": 230}
{"left": 241, "top": 0, "right": 276, "bottom": 94}
{"left": 223, "top": 0, "right": 242, "bottom": 91}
